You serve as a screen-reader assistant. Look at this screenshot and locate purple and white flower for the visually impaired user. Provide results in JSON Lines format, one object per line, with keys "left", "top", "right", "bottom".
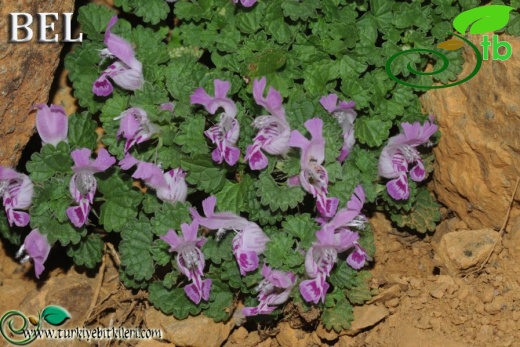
{"left": 16, "top": 229, "right": 51, "bottom": 279}
{"left": 114, "top": 107, "right": 159, "bottom": 152}
{"left": 245, "top": 77, "right": 291, "bottom": 170}
{"left": 233, "top": 0, "right": 257, "bottom": 7}
{"left": 190, "top": 196, "right": 269, "bottom": 275}
{"left": 300, "top": 186, "right": 370, "bottom": 304}
{"left": 93, "top": 16, "right": 144, "bottom": 97}
{"left": 0, "top": 166, "right": 33, "bottom": 227}
{"left": 378, "top": 116, "right": 438, "bottom": 200}
{"left": 288, "top": 118, "right": 338, "bottom": 218}
{"left": 319, "top": 94, "right": 357, "bottom": 162}
{"left": 242, "top": 264, "right": 297, "bottom": 316}
{"left": 67, "top": 148, "right": 116, "bottom": 227}
{"left": 119, "top": 154, "right": 188, "bottom": 203}
{"left": 34, "top": 104, "right": 68, "bottom": 146}
{"left": 190, "top": 80, "right": 240, "bottom": 166}
{"left": 160, "top": 221, "right": 212, "bottom": 304}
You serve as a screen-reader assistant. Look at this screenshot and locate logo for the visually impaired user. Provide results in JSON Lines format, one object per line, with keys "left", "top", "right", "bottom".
{"left": 386, "top": 5, "right": 514, "bottom": 89}
{"left": 0, "top": 305, "right": 70, "bottom": 345}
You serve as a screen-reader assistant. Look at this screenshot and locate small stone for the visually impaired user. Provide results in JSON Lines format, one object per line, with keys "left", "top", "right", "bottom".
{"left": 449, "top": 298, "right": 460, "bottom": 309}
{"left": 276, "top": 323, "right": 310, "bottom": 347}
{"left": 429, "top": 282, "right": 449, "bottom": 299}
{"left": 344, "top": 304, "right": 389, "bottom": 336}
{"left": 480, "top": 286, "right": 495, "bottom": 304}
{"left": 457, "top": 287, "right": 470, "bottom": 301}
{"left": 484, "top": 297, "right": 507, "bottom": 315}
{"left": 316, "top": 324, "right": 338, "bottom": 341}
{"left": 415, "top": 315, "right": 431, "bottom": 330}
{"left": 384, "top": 297, "right": 400, "bottom": 308}
{"left": 430, "top": 317, "right": 442, "bottom": 332}
{"left": 387, "top": 240, "right": 402, "bottom": 252}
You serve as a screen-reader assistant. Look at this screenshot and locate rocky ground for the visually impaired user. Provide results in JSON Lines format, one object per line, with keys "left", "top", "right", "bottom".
{"left": 2, "top": 207, "right": 520, "bottom": 347}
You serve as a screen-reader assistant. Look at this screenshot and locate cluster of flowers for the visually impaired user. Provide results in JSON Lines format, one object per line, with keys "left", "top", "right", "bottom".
{"left": 0, "top": 15, "right": 438, "bottom": 317}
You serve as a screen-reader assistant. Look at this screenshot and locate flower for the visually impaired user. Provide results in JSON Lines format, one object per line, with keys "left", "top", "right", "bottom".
{"left": 319, "top": 94, "right": 357, "bottom": 162}
{"left": 288, "top": 118, "right": 338, "bottom": 217}
{"left": 160, "top": 221, "right": 211, "bottom": 304}
{"left": 242, "top": 264, "right": 297, "bottom": 316}
{"left": 190, "top": 80, "right": 240, "bottom": 166}
{"left": 0, "top": 166, "right": 33, "bottom": 227}
{"left": 190, "top": 196, "right": 269, "bottom": 275}
{"left": 233, "top": 0, "right": 257, "bottom": 6}
{"left": 16, "top": 229, "right": 51, "bottom": 279}
{"left": 245, "top": 77, "right": 291, "bottom": 170}
{"left": 378, "top": 116, "right": 438, "bottom": 200}
{"left": 114, "top": 107, "right": 159, "bottom": 152}
{"left": 93, "top": 16, "right": 144, "bottom": 97}
{"left": 67, "top": 148, "right": 116, "bottom": 227}
{"left": 34, "top": 104, "right": 68, "bottom": 146}
{"left": 119, "top": 154, "right": 188, "bottom": 203}
{"left": 300, "top": 186, "right": 370, "bottom": 304}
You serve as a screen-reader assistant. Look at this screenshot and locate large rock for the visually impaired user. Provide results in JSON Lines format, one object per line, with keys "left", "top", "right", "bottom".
{"left": 0, "top": 0, "right": 75, "bottom": 166}
{"left": 434, "top": 228, "right": 499, "bottom": 276}
{"left": 421, "top": 33, "right": 520, "bottom": 230}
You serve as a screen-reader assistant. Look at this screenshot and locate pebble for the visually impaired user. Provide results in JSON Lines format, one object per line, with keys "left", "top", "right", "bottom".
{"left": 457, "top": 287, "right": 470, "bottom": 301}
{"left": 387, "top": 240, "right": 402, "bottom": 252}
{"left": 484, "top": 300, "right": 503, "bottom": 314}
{"left": 385, "top": 297, "right": 400, "bottom": 308}
{"left": 449, "top": 298, "right": 460, "bottom": 309}
{"left": 480, "top": 286, "right": 495, "bottom": 303}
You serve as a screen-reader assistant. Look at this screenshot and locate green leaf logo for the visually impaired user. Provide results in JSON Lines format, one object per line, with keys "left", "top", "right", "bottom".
{"left": 453, "top": 5, "right": 513, "bottom": 34}
{"left": 42, "top": 306, "right": 71, "bottom": 326}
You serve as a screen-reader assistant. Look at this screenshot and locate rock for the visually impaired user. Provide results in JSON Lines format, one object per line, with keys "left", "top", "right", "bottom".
{"left": 343, "top": 304, "right": 389, "bottom": 336}
{"left": 421, "top": 33, "right": 520, "bottom": 230}
{"left": 0, "top": 0, "right": 75, "bottom": 166}
{"left": 145, "top": 308, "right": 232, "bottom": 347}
{"left": 368, "top": 284, "right": 405, "bottom": 304}
{"left": 434, "top": 229, "right": 499, "bottom": 276}
{"left": 276, "top": 323, "right": 311, "bottom": 347}
{"left": 316, "top": 324, "right": 337, "bottom": 341}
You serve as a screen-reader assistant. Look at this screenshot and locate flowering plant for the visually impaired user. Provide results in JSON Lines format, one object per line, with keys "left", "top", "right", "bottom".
{"left": 0, "top": 0, "right": 482, "bottom": 332}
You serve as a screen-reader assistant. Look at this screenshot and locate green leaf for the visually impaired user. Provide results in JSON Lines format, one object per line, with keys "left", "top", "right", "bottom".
{"left": 68, "top": 112, "right": 98, "bottom": 150}
{"left": 97, "top": 172, "right": 143, "bottom": 232}
{"left": 151, "top": 240, "right": 172, "bottom": 266}
{"left": 151, "top": 202, "right": 192, "bottom": 236}
{"left": 204, "top": 282, "right": 234, "bottom": 322}
{"left": 66, "top": 234, "right": 104, "bottom": 269}
{"left": 180, "top": 156, "right": 226, "bottom": 194}
{"left": 281, "top": 1, "right": 318, "bottom": 21}
{"left": 282, "top": 214, "right": 319, "bottom": 250}
{"left": 174, "top": 0, "right": 214, "bottom": 21}
{"left": 214, "top": 175, "right": 253, "bottom": 214}
{"left": 321, "top": 293, "right": 354, "bottom": 332}
{"left": 390, "top": 188, "right": 441, "bottom": 233}
{"left": 64, "top": 41, "right": 106, "bottom": 113}
{"left": 255, "top": 172, "right": 305, "bottom": 212}
{"left": 119, "top": 217, "right": 155, "bottom": 281}
{"left": 220, "top": 261, "right": 242, "bottom": 289}
{"left": 30, "top": 177, "right": 71, "bottom": 223}
{"left": 174, "top": 115, "right": 209, "bottom": 156}
{"left": 355, "top": 117, "right": 391, "bottom": 147}
{"left": 42, "top": 306, "right": 71, "bottom": 326}
{"left": 132, "top": 0, "right": 169, "bottom": 24}
{"left": 0, "top": 210, "right": 20, "bottom": 245}
{"left": 31, "top": 213, "right": 86, "bottom": 246}
{"left": 26, "top": 143, "right": 72, "bottom": 182}
{"left": 264, "top": 233, "right": 304, "bottom": 271}
{"left": 453, "top": 5, "right": 513, "bottom": 34}
{"left": 77, "top": 4, "right": 115, "bottom": 41}
{"left": 149, "top": 282, "right": 204, "bottom": 318}
{"left": 202, "top": 232, "right": 234, "bottom": 265}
